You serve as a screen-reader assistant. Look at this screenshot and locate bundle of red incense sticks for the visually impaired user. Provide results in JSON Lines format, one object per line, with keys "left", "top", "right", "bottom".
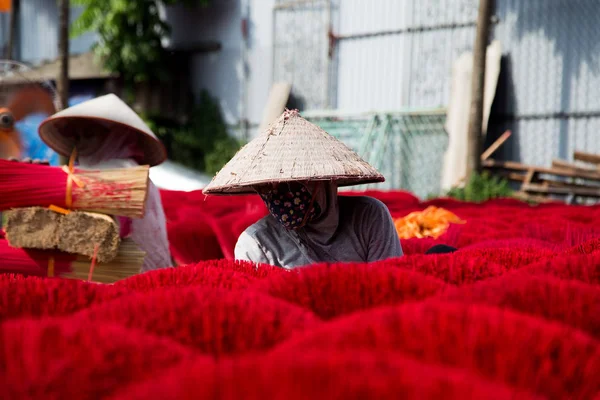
{"left": 0, "top": 159, "right": 149, "bottom": 218}
{"left": 0, "top": 238, "right": 145, "bottom": 283}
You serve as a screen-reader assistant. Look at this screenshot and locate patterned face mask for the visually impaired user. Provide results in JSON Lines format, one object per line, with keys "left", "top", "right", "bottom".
{"left": 259, "top": 182, "right": 321, "bottom": 230}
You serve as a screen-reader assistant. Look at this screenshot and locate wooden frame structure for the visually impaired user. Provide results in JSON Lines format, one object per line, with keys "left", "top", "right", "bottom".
{"left": 483, "top": 150, "right": 600, "bottom": 203}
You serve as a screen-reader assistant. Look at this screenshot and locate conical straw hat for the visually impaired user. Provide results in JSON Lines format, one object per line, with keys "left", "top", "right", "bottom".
{"left": 38, "top": 94, "right": 167, "bottom": 166}
{"left": 203, "top": 109, "right": 384, "bottom": 195}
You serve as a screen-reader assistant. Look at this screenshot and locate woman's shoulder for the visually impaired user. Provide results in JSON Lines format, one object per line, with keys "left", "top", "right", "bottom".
{"left": 242, "top": 214, "right": 281, "bottom": 239}
{"left": 340, "top": 195, "right": 388, "bottom": 214}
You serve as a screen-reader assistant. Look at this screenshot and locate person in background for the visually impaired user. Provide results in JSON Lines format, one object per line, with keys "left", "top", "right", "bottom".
{"left": 202, "top": 109, "right": 403, "bottom": 269}
{"left": 38, "top": 94, "right": 172, "bottom": 272}
{"left": 0, "top": 85, "right": 58, "bottom": 162}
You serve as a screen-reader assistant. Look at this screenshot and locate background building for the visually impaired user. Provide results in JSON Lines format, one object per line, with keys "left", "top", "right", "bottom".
{"left": 1, "top": 0, "right": 599, "bottom": 195}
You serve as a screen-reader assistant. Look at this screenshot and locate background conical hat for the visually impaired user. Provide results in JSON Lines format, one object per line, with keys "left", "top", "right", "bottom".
{"left": 38, "top": 93, "right": 167, "bottom": 166}
{"left": 203, "top": 109, "right": 384, "bottom": 195}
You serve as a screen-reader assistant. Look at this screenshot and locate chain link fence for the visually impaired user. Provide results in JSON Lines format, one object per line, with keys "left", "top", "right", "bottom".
{"left": 304, "top": 109, "right": 448, "bottom": 199}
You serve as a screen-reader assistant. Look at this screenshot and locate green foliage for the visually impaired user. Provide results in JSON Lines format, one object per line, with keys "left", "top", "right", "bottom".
{"left": 446, "top": 171, "right": 513, "bottom": 202}
{"left": 204, "top": 136, "right": 241, "bottom": 175}
{"left": 144, "top": 90, "right": 243, "bottom": 174}
{"left": 71, "top": 0, "right": 209, "bottom": 84}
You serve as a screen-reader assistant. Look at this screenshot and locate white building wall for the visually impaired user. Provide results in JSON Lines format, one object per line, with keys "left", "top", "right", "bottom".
{"left": 164, "top": 0, "right": 275, "bottom": 139}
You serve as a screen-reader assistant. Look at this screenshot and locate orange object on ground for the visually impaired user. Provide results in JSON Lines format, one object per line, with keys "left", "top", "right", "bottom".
{"left": 394, "top": 206, "right": 465, "bottom": 239}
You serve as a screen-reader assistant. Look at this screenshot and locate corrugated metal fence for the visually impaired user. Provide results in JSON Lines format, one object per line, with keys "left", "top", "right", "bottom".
{"left": 0, "top": 0, "right": 95, "bottom": 65}
{"left": 273, "top": 0, "right": 479, "bottom": 111}
{"left": 272, "top": 0, "right": 331, "bottom": 110}
{"left": 273, "top": 0, "right": 600, "bottom": 194}
{"left": 304, "top": 108, "right": 448, "bottom": 198}
{"left": 492, "top": 0, "right": 600, "bottom": 168}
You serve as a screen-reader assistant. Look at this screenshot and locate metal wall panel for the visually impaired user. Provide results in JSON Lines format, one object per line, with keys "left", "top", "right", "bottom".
{"left": 406, "top": 26, "right": 475, "bottom": 108}
{"left": 492, "top": 0, "right": 600, "bottom": 164}
{"left": 493, "top": 0, "right": 600, "bottom": 116}
{"left": 273, "top": 0, "right": 330, "bottom": 110}
{"left": 336, "top": 0, "right": 411, "bottom": 35}
{"left": 335, "top": 35, "right": 409, "bottom": 112}
{"left": 331, "top": 0, "right": 479, "bottom": 112}
{"left": 411, "top": 0, "right": 478, "bottom": 27}
{"left": 568, "top": 118, "right": 600, "bottom": 158}
{"left": 17, "top": 0, "right": 96, "bottom": 65}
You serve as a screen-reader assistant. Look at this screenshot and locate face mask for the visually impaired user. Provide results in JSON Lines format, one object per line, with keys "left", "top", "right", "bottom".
{"left": 259, "top": 182, "right": 321, "bottom": 230}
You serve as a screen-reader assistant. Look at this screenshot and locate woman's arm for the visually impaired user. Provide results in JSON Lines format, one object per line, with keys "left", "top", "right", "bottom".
{"left": 234, "top": 231, "right": 271, "bottom": 265}
{"left": 364, "top": 198, "right": 404, "bottom": 262}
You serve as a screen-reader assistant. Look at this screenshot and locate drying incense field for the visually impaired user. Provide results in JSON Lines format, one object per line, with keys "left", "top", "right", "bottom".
{"left": 1, "top": 189, "right": 600, "bottom": 398}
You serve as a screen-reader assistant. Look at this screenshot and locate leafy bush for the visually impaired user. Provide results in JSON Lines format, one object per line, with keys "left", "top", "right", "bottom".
{"left": 72, "top": 0, "right": 210, "bottom": 85}
{"left": 446, "top": 171, "right": 513, "bottom": 202}
{"left": 204, "top": 136, "right": 242, "bottom": 176}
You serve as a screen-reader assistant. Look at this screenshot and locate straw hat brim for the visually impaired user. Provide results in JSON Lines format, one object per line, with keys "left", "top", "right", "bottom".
{"left": 39, "top": 116, "right": 167, "bottom": 167}
{"left": 202, "top": 109, "right": 385, "bottom": 195}
{"left": 202, "top": 175, "right": 385, "bottom": 195}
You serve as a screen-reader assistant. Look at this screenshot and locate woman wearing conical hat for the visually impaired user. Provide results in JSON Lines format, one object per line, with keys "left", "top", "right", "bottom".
{"left": 38, "top": 94, "right": 173, "bottom": 272}
{"left": 203, "top": 109, "right": 403, "bottom": 269}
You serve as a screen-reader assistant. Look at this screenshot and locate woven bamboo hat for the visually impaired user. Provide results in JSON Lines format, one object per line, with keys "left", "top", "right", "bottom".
{"left": 203, "top": 109, "right": 384, "bottom": 195}
{"left": 38, "top": 93, "right": 167, "bottom": 166}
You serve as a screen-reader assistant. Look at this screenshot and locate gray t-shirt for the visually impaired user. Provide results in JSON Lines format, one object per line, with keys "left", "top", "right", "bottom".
{"left": 234, "top": 195, "right": 403, "bottom": 269}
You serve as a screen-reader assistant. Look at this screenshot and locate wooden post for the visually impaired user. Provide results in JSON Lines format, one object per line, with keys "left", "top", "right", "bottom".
{"left": 57, "top": 0, "right": 70, "bottom": 165}
{"left": 465, "top": 0, "right": 493, "bottom": 181}
{"left": 6, "top": 0, "right": 19, "bottom": 60}
{"left": 57, "top": 0, "right": 70, "bottom": 110}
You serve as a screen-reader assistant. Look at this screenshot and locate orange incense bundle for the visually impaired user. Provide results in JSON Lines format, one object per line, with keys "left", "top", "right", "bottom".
{"left": 0, "top": 159, "right": 149, "bottom": 218}
{"left": 394, "top": 206, "right": 466, "bottom": 239}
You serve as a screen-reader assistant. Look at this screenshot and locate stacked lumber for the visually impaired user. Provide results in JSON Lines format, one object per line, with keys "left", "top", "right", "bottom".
{"left": 483, "top": 150, "right": 600, "bottom": 203}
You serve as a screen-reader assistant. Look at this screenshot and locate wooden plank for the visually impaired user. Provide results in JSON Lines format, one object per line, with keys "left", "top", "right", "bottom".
{"left": 522, "top": 182, "right": 600, "bottom": 197}
{"left": 481, "top": 130, "right": 511, "bottom": 161}
{"left": 483, "top": 159, "right": 600, "bottom": 181}
{"left": 519, "top": 167, "right": 537, "bottom": 197}
{"left": 524, "top": 168, "right": 535, "bottom": 184}
{"left": 551, "top": 159, "right": 598, "bottom": 174}
{"left": 513, "top": 191, "right": 555, "bottom": 204}
{"left": 574, "top": 151, "right": 600, "bottom": 165}
{"left": 4, "top": 0, "right": 16, "bottom": 59}
{"left": 258, "top": 82, "right": 292, "bottom": 133}
{"left": 497, "top": 170, "right": 600, "bottom": 191}
{"left": 452, "top": 130, "right": 512, "bottom": 187}
{"left": 58, "top": 0, "right": 70, "bottom": 112}
{"left": 1, "top": 52, "right": 117, "bottom": 84}
{"left": 496, "top": 172, "right": 527, "bottom": 182}
{"left": 541, "top": 180, "right": 550, "bottom": 190}
{"left": 466, "top": 0, "right": 494, "bottom": 180}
